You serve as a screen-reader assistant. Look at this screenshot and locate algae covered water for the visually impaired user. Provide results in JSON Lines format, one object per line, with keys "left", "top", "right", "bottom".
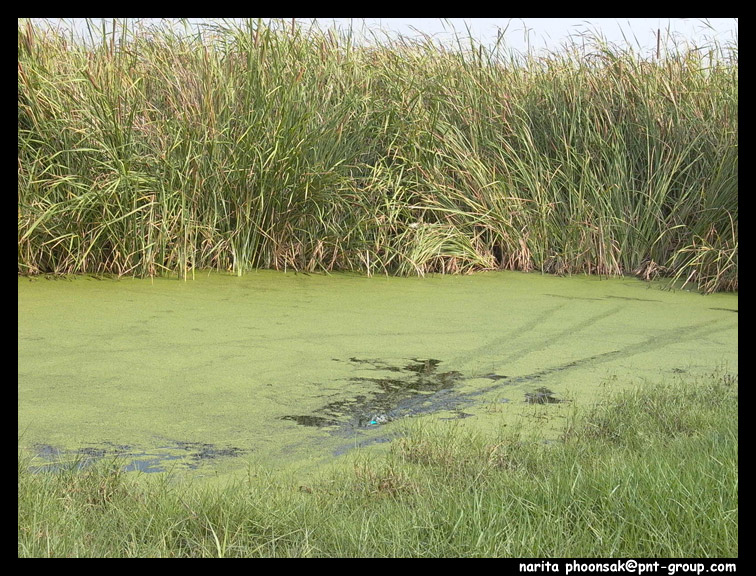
{"left": 18, "top": 271, "right": 737, "bottom": 480}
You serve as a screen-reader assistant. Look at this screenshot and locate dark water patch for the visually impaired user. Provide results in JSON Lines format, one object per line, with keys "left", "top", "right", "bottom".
{"left": 351, "top": 377, "right": 408, "bottom": 393}
{"left": 173, "top": 441, "right": 246, "bottom": 461}
{"left": 28, "top": 444, "right": 95, "bottom": 473}
{"left": 281, "top": 415, "right": 340, "bottom": 428}
{"left": 481, "top": 373, "right": 509, "bottom": 381}
{"left": 281, "top": 358, "right": 466, "bottom": 434}
{"left": 344, "top": 357, "right": 404, "bottom": 372}
{"left": 525, "top": 387, "right": 564, "bottom": 404}
{"left": 122, "top": 451, "right": 185, "bottom": 473}
{"left": 76, "top": 446, "right": 107, "bottom": 458}
{"left": 101, "top": 442, "right": 134, "bottom": 452}
{"left": 34, "top": 443, "right": 63, "bottom": 459}
{"left": 403, "top": 358, "right": 442, "bottom": 375}
{"left": 282, "top": 353, "right": 600, "bottom": 439}
{"left": 27, "top": 440, "right": 246, "bottom": 474}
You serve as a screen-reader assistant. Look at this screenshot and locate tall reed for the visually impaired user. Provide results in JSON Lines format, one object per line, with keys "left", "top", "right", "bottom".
{"left": 18, "top": 18, "right": 737, "bottom": 291}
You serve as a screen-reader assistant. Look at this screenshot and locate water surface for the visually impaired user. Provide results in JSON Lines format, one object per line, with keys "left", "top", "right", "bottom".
{"left": 18, "top": 271, "right": 738, "bottom": 480}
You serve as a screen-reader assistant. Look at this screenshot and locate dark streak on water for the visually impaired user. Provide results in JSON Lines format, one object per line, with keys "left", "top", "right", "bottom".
{"left": 277, "top": 351, "right": 606, "bottom": 455}
{"left": 605, "top": 295, "right": 662, "bottom": 302}
{"left": 547, "top": 293, "right": 662, "bottom": 303}
{"left": 545, "top": 293, "right": 605, "bottom": 301}
{"left": 281, "top": 356, "right": 573, "bottom": 436}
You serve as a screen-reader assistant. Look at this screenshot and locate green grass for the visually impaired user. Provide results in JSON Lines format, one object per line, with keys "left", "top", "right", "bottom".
{"left": 18, "top": 18, "right": 737, "bottom": 292}
{"left": 18, "top": 370, "right": 738, "bottom": 557}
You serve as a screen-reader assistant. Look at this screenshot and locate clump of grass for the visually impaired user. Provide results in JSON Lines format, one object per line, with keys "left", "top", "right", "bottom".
{"left": 19, "top": 370, "right": 737, "bottom": 557}
{"left": 18, "top": 18, "right": 737, "bottom": 290}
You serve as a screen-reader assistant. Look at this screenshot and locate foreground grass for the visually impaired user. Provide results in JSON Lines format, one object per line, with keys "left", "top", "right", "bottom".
{"left": 18, "top": 371, "right": 738, "bottom": 557}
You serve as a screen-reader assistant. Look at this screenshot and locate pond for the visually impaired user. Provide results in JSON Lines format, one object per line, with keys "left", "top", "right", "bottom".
{"left": 18, "top": 270, "right": 738, "bottom": 481}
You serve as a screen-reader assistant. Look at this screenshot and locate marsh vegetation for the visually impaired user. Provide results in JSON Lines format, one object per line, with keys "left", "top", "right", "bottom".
{"left": 18, "top": 19, "right": 737, "bottom": 292}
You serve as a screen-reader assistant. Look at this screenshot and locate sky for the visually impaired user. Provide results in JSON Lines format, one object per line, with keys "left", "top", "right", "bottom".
{"left": 30, "top": 18, "right": 738, "bottom": 57}
{"left": 321, "top": 18, "right": 738, "bottom": 54}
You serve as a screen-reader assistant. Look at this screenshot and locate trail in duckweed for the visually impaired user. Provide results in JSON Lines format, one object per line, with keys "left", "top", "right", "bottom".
{"left": 18, "top": 271, "right": 737, "bottom": 481}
